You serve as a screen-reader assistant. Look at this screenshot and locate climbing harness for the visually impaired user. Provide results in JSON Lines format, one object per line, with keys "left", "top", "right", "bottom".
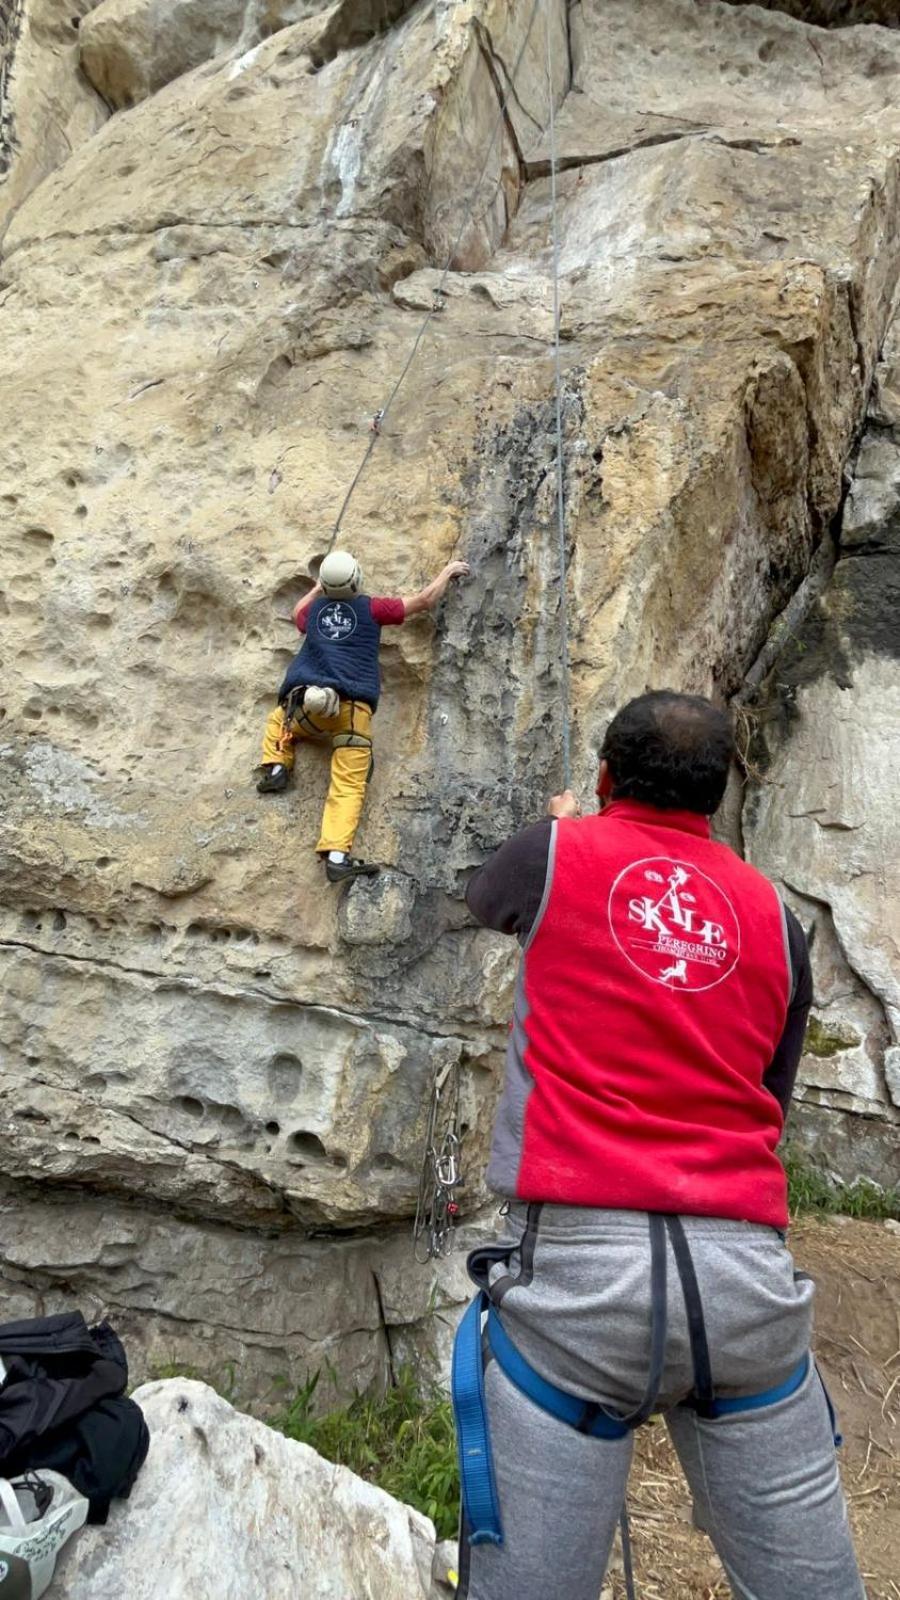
{"left": 278, "top": 684, "right": 329, "bottom": 747}
{"left": 321, "top": 0, "right": 545, "bottom": 558}
{"left": 452, "top": 1214, "right": 838, "bottom": 1597}
{"left": 278, "top": 685, "right": 303, "bottom": 745}
{"left": 413, "top": 1058, "right": 463, "bottom": 1262}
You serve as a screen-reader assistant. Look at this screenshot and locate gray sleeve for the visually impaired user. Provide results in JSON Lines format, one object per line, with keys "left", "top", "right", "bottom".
{"left": 465, "top": 821, "right": 554, "bottom": 941}
{"left": 764, "top": 906, "right": 813, "bottom": 1122}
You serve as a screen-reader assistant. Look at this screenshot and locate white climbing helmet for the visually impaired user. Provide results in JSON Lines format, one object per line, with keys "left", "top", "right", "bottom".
{"left": 319, "top": 550, "right": 362, "bottom": 599}
{"left": 0, "top": 1473, "right": 89, "bottom": 1600}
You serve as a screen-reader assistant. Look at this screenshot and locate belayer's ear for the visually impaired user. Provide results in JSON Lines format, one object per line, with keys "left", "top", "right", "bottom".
{"left": 597, "top": 758, "right": 614, "bottom": 801}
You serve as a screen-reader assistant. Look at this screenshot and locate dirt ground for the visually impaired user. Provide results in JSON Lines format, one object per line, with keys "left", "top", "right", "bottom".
{"left": 602, "top": 1216, "right": 900, "bottom": 1600}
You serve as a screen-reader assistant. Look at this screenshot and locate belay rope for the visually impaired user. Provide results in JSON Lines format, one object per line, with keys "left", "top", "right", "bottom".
{"left": 324, "top": 0, "right": 545, "bottom": 553}
{"left": 413, "top": 1059, "right": 463, "bottom": 1263}
{"left": 411, "top": 7, "right": 573, "bottom": 1265}
{"left": 546, "top": 27, "right": 637, "bottom": 1575}
{"left": 546, "top": 2, "right": 572, "bottom": 791}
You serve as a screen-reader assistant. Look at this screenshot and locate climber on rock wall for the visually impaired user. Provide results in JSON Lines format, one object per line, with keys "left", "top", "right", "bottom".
{"left": 256, "top": 549, "right": 469, "bottom": 883}
{"left": 454, "top": 691, "right": 864, "bottom": 1600}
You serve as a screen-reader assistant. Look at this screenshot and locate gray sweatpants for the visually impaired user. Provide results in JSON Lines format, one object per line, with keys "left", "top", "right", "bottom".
{"left": 459, "top": 1205, "right": 864, "bottom": 1600}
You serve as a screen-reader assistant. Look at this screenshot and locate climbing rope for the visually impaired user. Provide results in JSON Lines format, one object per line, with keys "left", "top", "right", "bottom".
{"left": 545, "top": 4, "right": 572, "bottom": 791}
{"left": 325, "top": 0, "right": 545, "bottom": 554}
{"left": 413, "top": 1059, "right": 463, "bottom": 1262}
{"left": 545, "top": 42, "right": 642, "bottom": 1600}
{"left": 410, "top": 6, "right": 575, "bottom": 1263}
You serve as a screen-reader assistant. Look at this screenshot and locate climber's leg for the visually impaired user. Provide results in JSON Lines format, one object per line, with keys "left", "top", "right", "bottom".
{"left": 257, "top": 704, "right": 298, "bottom": 792}
{"left": 459, "top": 1359, "right": 632, "bottom": 1600}
{"left": 258, "top": 698, "right": 334, "bottom": 793}
{"left": 317, "top": 701, "right": 377, "bottom": 878}
{"left": 666, "top": 1365, "right": 864, "bottom": 1600}
{"left": 261, "top": 704, "right": 296, "bottom": 769}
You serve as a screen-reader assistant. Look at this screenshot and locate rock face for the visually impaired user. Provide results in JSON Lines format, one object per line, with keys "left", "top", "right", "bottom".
{"left": 53, "top": 1378, "right": 438, "bottom": 1599}
{"left": 78, "top": 0, "right": 351, "bottom": 110}
{"left": 0, "top": 1180, "right": 482, "bottom": 1408}
{"left": 722, "top": 2, "right": 900, "bottom": 27}
{"left": 744, "top": 302, "right": 900, "bottom": 1183}
{"left": 0, "top": 0, "right": 107, "bottom": 237}
{"left": 2, "top": 0, "right": 900, "bottom": 1387}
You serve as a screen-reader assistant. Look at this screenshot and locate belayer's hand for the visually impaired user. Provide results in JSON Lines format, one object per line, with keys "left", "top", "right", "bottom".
{"left": 548, "top": 790, "right": 581, "bottom": 819}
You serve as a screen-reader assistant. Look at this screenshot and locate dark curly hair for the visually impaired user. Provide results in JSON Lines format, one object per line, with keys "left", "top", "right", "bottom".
{"left": 600, "top": 691, "right": 734, "bottom": 815}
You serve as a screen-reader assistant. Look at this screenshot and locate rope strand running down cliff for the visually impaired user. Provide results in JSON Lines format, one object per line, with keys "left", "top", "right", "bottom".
{"left": 326, "top": 0, "right": 544, "bottom": 550}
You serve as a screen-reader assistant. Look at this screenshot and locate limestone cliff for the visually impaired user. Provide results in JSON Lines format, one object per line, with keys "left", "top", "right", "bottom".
{"left": 1, "top": 0, "right": 897, "bottom": 1398}
{"left": 744, "top": 300, "right": 900, "bottom": 1182}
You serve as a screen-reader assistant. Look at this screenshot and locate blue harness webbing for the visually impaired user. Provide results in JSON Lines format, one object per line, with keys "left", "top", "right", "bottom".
{"left": 451, "top": 1294, "right": 503, "bottom": 1546}
{"left": 486, "top": 1301, "right": 630, "bottom": 1439}
{"left": 452, "top": 1217, "right": 831, "bottom": 1554}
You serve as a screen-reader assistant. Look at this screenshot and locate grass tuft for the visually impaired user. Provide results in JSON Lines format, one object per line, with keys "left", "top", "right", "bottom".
{"left": 783, "top": 1147, "right": 900, "bottom": 1221}
{"left": 271, "top": 1365, "right": 460, "bottom": 1539}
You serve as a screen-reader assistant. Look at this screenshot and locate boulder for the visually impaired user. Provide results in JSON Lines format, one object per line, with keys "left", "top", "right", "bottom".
{"left": 79, "top": 0, "right": 269, "bottom": 109}
{"left": 53, "top": 1379, "right": 438, "bottom": 1599}
{"left": 77, "top": 0, "right": 414, "bottom": 112}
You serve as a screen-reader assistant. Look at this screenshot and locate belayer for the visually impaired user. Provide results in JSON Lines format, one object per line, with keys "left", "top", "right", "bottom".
{"left": 257, "top": 549, "right": 469, "bottom": 882}
{"left": 455, "top": 690, "right": 864, "bottom": 1600}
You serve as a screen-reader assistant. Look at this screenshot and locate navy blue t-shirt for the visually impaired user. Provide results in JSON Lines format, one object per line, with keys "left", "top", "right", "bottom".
{"left": 278, "top": 594, "right": 405, "bottom": 710}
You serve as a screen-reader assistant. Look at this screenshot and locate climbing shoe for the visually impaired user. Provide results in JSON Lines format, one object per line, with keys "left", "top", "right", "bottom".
{"left": 256, "top": 763, "right": 289, "bottom": 794}
{"left": 325, "top": 855, "right": 380, "bottom": 885}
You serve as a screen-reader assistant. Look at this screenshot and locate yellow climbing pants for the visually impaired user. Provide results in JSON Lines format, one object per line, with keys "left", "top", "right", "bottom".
{"left": 261, "top": 697, "right": 374, "bottom": 855}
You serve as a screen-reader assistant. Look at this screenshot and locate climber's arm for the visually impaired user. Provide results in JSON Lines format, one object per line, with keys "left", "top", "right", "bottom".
{"left": 402, "top": 560, "right": 470, "bottom": 618}
{"left": 293, "top": 582, "right": 323, "bottom": 632}
{"left": 763, "top": 907, "right": 813, "bottom": 1121}
{"left": 466, "top": 820, "right": 554, "bottom": 940}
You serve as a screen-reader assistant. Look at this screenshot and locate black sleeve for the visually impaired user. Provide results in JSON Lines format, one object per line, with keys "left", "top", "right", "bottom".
{"left": 465, "top": 820, "right": 554, "bottom": 941}
{"left": 763, "top": 906, "right": 813, "bottom": 1121}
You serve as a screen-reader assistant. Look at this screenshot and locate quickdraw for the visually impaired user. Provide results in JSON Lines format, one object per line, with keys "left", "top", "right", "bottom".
{"left": 279, "top": 685, "right": 303, "bottom": 749}
{"left": 413, "top": 1059, "right": 463, "bottom": 1262}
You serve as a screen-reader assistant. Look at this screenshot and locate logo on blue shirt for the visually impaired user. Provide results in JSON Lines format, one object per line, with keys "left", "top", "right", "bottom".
{"left": 317, "top": 601, "right": 358, "bottom": 643}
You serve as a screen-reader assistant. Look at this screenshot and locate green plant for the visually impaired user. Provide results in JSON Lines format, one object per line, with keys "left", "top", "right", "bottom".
{"left": 272, "top": 1365, "right": 460, "bottom": 1539}
{"left": 149, "top": 1361, "right": 203, "bottom": 1383}
{"left": 783, "top": 1147, "right": 900, "bottom": 1220}
{"left": 802, "top": 1016, "right": 861, "bottom": 1059}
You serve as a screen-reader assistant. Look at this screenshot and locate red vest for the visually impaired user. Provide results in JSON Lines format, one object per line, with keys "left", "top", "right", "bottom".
{"left": 487, "top": 801, "right": 792, "bottom": 1227}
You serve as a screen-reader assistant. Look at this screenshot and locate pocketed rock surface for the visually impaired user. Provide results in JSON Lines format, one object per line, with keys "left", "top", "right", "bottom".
{"left": 0, "top": 0, "right": 897, "bottom": 1391}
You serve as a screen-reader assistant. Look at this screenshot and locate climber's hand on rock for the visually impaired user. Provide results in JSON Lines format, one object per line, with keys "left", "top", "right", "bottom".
{"left": 548, "top": 790, "right": 581, "bottom": 819}
{"left": 404, "top": 561, "right": 470, "bottom": 615}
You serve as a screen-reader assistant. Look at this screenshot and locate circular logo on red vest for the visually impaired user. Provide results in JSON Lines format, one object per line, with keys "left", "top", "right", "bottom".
{"left": 607, "top": 856, "right": 741, "bottom": 992}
